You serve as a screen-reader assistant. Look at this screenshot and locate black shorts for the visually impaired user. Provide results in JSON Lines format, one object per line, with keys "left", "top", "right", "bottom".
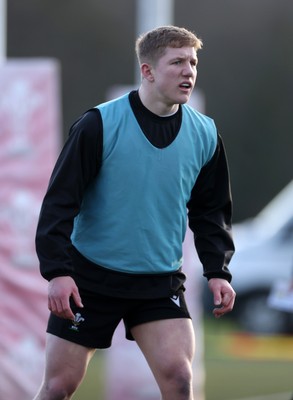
{"left": 47, "top": 288, "right": 191, "bottom": 349}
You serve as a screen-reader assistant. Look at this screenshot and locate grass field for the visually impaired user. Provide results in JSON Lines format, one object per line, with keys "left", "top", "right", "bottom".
{"left": 74, "top": 318, "right": 293, "bottom": 400}
{"left": 204, "top": 318, "right": 293, "bottom": 400}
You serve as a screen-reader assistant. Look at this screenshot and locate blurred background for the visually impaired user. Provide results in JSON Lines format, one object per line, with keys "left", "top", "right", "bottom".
{"left": 1, "top": 0, "right": 293, "bottom": 399}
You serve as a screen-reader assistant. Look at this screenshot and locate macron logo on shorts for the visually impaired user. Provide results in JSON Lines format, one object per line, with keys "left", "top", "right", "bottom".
{"left": 170, "top": 295, "right": 180, "bottom": 307}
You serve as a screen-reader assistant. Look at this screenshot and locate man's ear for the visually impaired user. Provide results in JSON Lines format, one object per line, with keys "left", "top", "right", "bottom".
{"left": 141, "top": 63, "right": 155, "bottom": 82}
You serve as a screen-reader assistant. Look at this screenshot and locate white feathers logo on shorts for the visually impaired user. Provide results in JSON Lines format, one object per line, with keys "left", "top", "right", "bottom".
{"left": 69, "top": 313, "right": 85, "bottom": 332}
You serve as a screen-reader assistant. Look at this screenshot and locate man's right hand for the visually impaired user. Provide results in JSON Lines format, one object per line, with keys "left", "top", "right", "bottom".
{"left": 48, "top": 276, "right": 83, "bottom": 320}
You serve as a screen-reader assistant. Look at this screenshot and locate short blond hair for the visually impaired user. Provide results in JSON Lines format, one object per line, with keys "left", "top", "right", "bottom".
{"left": 135, "top": 25, "right": 203, "bottom": 65}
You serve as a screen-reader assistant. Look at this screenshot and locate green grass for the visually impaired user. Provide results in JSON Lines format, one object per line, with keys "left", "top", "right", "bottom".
{"left": 205, "top": 359, "right": 292, "bottom": 400}
{"left": 204, "top": 317, "right": 293, "bottom": 399}
{"left": 74, "top": 352, "right": 105, "bottom": 400}
{"left": 73, "top": 319, "right": 293, "bottom": 399}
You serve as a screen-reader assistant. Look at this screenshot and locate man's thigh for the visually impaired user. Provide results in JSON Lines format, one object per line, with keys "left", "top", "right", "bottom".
{"left": 44, "top": 333, "right": 95, "bottom": 384}
{"left": 124, "top": 290, "right": 191, "bottom": 340}
{"left": 125, "top": 291, "right": 194, "bottom": 381}
{"left": 131, "top": 318, "right": 195, "bottom": 375}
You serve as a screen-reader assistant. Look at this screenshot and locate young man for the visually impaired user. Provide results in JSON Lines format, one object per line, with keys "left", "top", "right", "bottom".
{"left": 34, "top": 26, "right": 236, "bottom": 400}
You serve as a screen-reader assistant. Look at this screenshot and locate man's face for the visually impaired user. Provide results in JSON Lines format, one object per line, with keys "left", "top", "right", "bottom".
{"left": 150, "top": 46, "right": 198, "bottom": 107}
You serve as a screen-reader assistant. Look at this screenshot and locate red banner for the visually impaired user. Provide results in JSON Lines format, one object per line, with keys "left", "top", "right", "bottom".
{"left": 0, "top": 59, "right": 61, "bottom": 399}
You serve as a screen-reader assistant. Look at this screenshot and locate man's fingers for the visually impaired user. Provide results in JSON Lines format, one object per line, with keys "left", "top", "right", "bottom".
{"left": 48, "top": 294, "right": 75, "bottom": 320}
{"left": 60, "top": 297, "right": 76, "bottom": 320}
{"left": 47, "top": 276, "right": 82, "bottom": 320}
{"left": 72, "top": 288, "right": 84, "bottom": 309}
{"left": 213, "top": 307, "right": 227, "bottom": 318}
{"left": 213, "top": 292, "right": 235, "bottom": 318}
{"left": 214, "top": 294, "right": 222, "bottom": 306}
{"left": 222, "top": 291, "right": 234, "bottom": 308}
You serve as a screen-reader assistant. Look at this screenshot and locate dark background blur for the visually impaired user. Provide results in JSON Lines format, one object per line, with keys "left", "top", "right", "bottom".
{"left": 7, "top": 0, "right": 293, "bottom": 222}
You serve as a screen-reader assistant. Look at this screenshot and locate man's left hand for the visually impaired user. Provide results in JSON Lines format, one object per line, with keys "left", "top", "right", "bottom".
{"left": 208, "top": 278, "right": 236, "bottom": 318}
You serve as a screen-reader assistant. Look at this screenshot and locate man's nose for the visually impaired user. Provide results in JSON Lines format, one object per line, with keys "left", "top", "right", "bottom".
{"left": 182, "top": 63, "right": 194, "bottom": 76}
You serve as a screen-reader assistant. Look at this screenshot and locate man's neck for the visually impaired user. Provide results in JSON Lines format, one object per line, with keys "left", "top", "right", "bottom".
{"left": 138, "top": 87, "right": 179, "bottom": 117}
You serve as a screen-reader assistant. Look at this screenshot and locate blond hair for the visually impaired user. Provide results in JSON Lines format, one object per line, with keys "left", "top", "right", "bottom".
{"left": 135, "top": 25, "right": 203, "bottom": 65}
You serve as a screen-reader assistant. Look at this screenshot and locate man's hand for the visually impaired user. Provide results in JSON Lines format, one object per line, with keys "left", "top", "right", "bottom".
{"left": 48, "top": 276, "right": 83, "bottom": 320}
{"left": 208, "top": 278, "right": 236, "bottom": 318}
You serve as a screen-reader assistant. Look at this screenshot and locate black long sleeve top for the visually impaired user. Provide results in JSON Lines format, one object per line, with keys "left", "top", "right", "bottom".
{"left": 36, "top": 90, "right": 234, "bottom": 294}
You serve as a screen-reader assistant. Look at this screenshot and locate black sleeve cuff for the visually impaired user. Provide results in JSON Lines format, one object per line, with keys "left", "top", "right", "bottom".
{"left": 203, "top": 270, "right": 232, "bottom": 283}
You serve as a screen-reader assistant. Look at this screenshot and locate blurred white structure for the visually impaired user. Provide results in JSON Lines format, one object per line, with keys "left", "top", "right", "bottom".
{"left": 229, "top": 180, "right": 293, "bottom": 333}
{"left": 0, "top": 0, "right": 6, "bottom": 63}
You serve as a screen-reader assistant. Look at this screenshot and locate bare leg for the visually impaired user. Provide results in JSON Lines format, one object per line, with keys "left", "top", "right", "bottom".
{"left": 131, "top": 318, "right": 196, "bottom": 400}
{"left": 33, "top": 333, "right": 95, "bottom": 400}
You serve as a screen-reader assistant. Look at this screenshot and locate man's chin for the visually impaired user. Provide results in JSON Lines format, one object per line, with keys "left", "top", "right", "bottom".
{"left": 178, "top": 96, "right": 191, "bottom": 105}
{"left": 178, "top": 91, "right": 193, "bottom": 104}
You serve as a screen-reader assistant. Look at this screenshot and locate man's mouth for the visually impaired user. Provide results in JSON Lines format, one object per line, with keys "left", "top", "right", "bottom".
{"left": 179, "top": 82, "right": 192, "bottom": 89}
